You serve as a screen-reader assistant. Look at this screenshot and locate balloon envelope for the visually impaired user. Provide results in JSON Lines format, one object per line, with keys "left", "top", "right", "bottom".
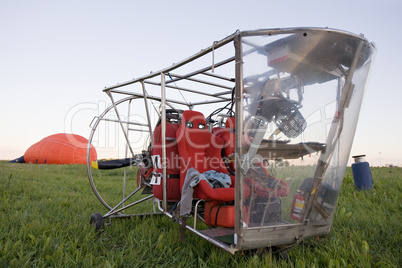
{"left": 23, "top": 133, "right": 97, "bottom": 164}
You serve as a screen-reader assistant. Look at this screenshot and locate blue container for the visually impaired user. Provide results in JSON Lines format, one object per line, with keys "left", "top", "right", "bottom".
{"left": 351, "top": 161, "right": 373, "bottom": 190}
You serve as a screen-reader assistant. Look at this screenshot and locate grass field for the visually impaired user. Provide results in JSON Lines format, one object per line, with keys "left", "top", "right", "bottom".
{"left": 0, "top": 161, "right": 400, "bottom": 267}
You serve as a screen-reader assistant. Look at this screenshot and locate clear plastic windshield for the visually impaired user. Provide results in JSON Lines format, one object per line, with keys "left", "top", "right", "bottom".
{"left": 239, "top": 31, "right": 375, "bottom": 231}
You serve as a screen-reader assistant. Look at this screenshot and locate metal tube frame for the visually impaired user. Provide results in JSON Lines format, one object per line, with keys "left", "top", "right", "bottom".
{"left": 88, "top": 27, "right": 374, "bottom": 253}
{"left": 164, "top": 56, "right": 235, "bottom": 85}
{"left": 161, "top": 73, "right": 168, "bottom": 211}
{"left": 105, "top": 194, "right": 155, "bottom": 217}
{"left": 109, "top": 89, "right": 189, "bottom": 106}
{"left": 141, "top": 81, "right": 154, "bottom": 146}
{"left": 234, "top": 33, "right": 244, "bottom": 248}
{"left": 102, "top": 33, "right": 237, "bottom": 93}
{"left": 87, "top": 96, "right": 139, "bottom": 210}
{"left": 106, "top": 91, "right": 135, "bottom": 158}
{"left": 302, "top": 40, "right": 365, "bottom": 222}
{"left": 168, "top": 73, "right": 233, "bottom": 90}
{"left": 98, "top": 117, "right": 149, "bottom": 127}
{"left": 122, "top": 99, "right": 133, "bottom": 210}
{"left": 144, "top": 80, "right": 231, "bottom": 101}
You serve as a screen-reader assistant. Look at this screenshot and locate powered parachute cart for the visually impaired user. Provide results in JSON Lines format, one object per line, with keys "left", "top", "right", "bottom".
{"left": 87, "top": 27, "right": 376, "bottom": 254}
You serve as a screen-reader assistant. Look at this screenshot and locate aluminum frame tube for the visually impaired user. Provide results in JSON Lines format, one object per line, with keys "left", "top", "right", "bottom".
{"left": 99, "top": 117, "right": 149, "bottom": 127}
{"left": 101, "top": 28, "right": 368, "bottom": 95}
{"left": 201, "top": 71, "right": 235, "bottom": 82}
{"left": 123, "top": 99, "right": 133, "bottom": 210}
{"left": 161, "top": 73, "right": 168, "bottom": 211}
{"left": 106, "top": 91, "right": 135, "bottom": 158}
{"left": 87, "top": 96, "right": 138, "bottom": 210}
{"left": 164, "top": 56, "right": 236, "bottom": 86}
{"left": 188, "top": 98, "right": 233, "bottom": 107}
{"left": 141, "top": 81, "right": 154, "bottom": 146}
{"left": 162, "top": 210, "right": 238, "bottom": 254}
{"left": 234, "top": 33, "right": 244, "bottom": 248}
{"left": 109, "top": 88, "right": 189, "bottom": 106}
{"left": 303, "top": 40, "right": 365, "bottom": 223}
{"left": 104, "top": 186, "right": 143, "bottom": 217}
{"left": 102, "top": 32, "right": 237, "bottom": 92}
{"left": 144, "top": 80, "right": 231, "bottom": 101}
{"left": 104, "top": 195, "right": 155, "bottom": 217}
{"left": 168, "top": 73, "right": 233, "bottom": 90}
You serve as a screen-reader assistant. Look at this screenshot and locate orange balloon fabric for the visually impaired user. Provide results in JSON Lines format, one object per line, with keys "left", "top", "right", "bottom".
{"left": 23, "top": 133, "right": 97, "bottom": 164}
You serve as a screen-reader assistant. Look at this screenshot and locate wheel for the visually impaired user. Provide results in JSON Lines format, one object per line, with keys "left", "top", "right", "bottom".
{"left": 86, "top": 95, "right": 156, "bottom": 215}
{"left": 278, "top": 248, "right": 289, "bottom": 261}
{"left": 90, "top": 213, "right": 105, "bottom": 231}
{"left": 272, "top": 246, "right": 290, "bottom": 261}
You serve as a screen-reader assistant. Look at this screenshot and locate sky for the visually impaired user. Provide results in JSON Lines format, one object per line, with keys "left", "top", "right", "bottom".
{"left": 1, "top": 0, "right": 401, "bottom": 166}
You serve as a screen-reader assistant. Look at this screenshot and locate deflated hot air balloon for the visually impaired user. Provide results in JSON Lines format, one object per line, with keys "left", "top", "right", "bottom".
{"left": 10, "top": 133, "right": 97, "bottom": 165}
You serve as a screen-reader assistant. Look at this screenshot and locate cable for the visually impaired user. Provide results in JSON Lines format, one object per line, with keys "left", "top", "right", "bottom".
{"left": 167, "top": 73, "right": 189, "bottom": 107}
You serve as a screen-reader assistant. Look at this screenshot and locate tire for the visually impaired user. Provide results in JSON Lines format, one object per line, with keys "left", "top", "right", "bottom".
{"left": 90, "top": 212, "right": 104, "bottom": 231}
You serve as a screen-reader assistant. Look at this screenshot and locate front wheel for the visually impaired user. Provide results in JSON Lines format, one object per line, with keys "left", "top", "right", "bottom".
{"left": 90, "top": 212, "right": 104, "bottom": 231}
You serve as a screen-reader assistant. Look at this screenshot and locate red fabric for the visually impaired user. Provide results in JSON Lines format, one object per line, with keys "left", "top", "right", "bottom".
{"left": 152, "top": 122, "right": 180, "bottom": 173}
{"left": 214, "top": 117, "right": 236, "bottom": 171}
{"left": 151, "top": 122, "right": 181, "bottom": 201}
{"left": 24, "top": 133, "right": 97, "bottom": 164}
{"left": 177, "top": 110, "right": 234, "bottom": 201}
{"left": 245, "top": 162, "right": 290, "bottom": 197}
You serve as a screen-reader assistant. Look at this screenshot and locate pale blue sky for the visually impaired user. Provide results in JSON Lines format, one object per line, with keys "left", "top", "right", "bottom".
{"left": 1, "top": 0, "right": 401, "bottom": 166}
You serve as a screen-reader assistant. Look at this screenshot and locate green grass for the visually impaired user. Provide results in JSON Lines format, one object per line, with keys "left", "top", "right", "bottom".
{"left": 0, "top": 161, "right": 400, "bottom": 267}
